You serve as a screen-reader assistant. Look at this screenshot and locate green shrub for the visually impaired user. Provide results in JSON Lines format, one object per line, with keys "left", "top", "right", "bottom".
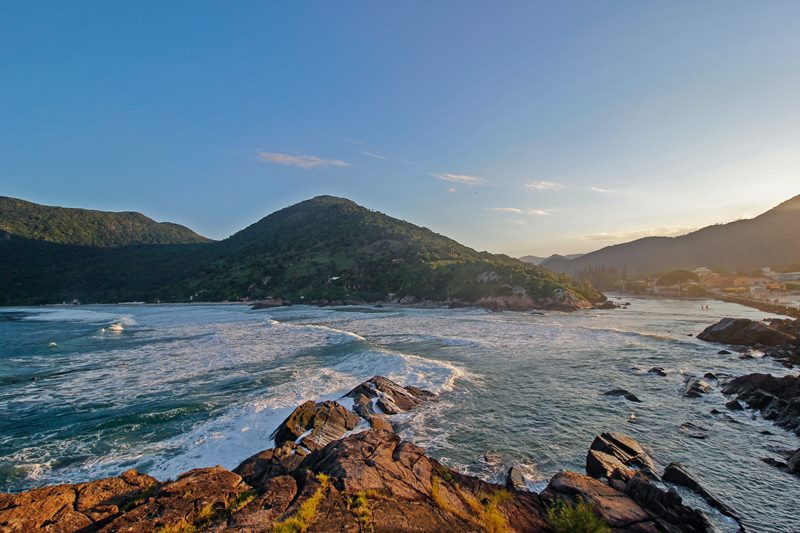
{"left": 546, "top": 499, "right": 612, "bottom": 533}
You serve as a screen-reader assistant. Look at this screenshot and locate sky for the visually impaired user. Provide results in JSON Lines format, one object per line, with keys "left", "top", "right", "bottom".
{"left": 2, "top": 1, "right": 800, "bottom": 257}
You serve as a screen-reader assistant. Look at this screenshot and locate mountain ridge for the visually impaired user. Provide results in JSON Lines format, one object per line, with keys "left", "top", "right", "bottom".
{"left": 543, "top": 194, "right": 800, "bottom": 276}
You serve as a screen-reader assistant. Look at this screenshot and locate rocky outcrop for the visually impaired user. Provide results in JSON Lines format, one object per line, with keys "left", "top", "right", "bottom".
{"left": 662, "top": 463, "right": 742, "bottom": 527}
{"left": 542, "top": 470, "right": 711, "bottom": 533}
{"left": 346, "top": 375, "right": 434, "bottom": 432}
{"left": 604, "top": 389, "right": 642, "bottom": 402}
{"left": 101, "top": 466, "right": 250, "bottom": 532}
{"left": 536, "top": 287, "right": 594, "bottom": 311}
{"left": 233, "top": 441, "right": 308, "bottom": 487}
{"left": 0, "top": 469, "right": 156, "bottom": 532}
{"left": 272, "top": 399, "right": 360, "bottom": 450}
{"left": 698, "top": 318, "right": 795, "bottom": 347}
{"left": 1, "top": 378, "right": 715, "bottom": 533}
{"left": 589, "top": 432, "right": 658, "bottom": 479}
{"left": 789, "top": 449, "right": 800, "bottom": 476}
{"left": 572, "top": 433, "right": 715, "bottom": 533}
{"left": 683, "top": 377, "right": 713, "bottom": 398}
{"left": 722, "top": 373, "right": 800, "bottom": 435}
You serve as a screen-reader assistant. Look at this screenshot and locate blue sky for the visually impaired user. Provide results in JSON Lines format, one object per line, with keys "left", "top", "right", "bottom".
{"left": 2, "top": 1, "right": 800, "bottom": 256}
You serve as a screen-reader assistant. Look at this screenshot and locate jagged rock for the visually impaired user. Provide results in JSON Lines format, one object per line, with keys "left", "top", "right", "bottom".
{"left": 589, "top": 432, "right": 658, "bottom": 479}
{"left": 762, "top": 457, "right": 789, "bottom": 470}
{"left": 623, "top": 472, "right": 712, "bottom": 533}
{"left": 725, "top": 399, "right": 743, "bottom": 410}
{"left": 300, "top": 429, "right": 549, "bottom": 532}
{"left": 788, "top": 448, "right": 800, "bottom": 476}
{"left": 541, "top": 471, "right": 659, "bottom": 532}
{"left": 662, "top": 462, "right": 742, "bottom": 526}
{"left": 101, "top": 466, "right": 250, "bottom": 532}
{"left": 679, "top": 422, "right": 709, "bottom": 440}
{"left": 0, "top": 469, "right": 156, "bottom": 532}
{"left": 722, "top": 373, "right": 800, "bottom": 435}
{"left": 648, "top": 367, "right": 667, "bottom": 377}
{"left": 698, "top": 318, "right": 795, "bottom": 347}
{"left": 233, "top": 441, "right": 308, "bottom": 487}
{"left": 683, "top": 377, "right": 713, "bottom": 398}
{"left": 272, "top": 399, "right": 359, "bottom": 451}
{"left": 604, "top": 389, "right": 641, "bottom": 402}
{"left": 586, "top": 450, "right": 633, "bottom": 480}
{"left": 506, "top": 465, "right": 527, "bottom": 490}
{"left": 346, "top": 375, "right": 434, "bottom": 414}
{"left": 226, "top": 474, "right": 297, "bottom": 530}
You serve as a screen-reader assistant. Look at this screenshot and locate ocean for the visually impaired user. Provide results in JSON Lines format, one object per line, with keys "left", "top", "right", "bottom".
{"left": 1, "top": 297, "right": 798, "bottom": 532}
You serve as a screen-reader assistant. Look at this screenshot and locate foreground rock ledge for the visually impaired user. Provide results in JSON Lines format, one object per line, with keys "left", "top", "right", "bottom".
{"left": 1, "top": 376, "right": 719, "bottom": 532}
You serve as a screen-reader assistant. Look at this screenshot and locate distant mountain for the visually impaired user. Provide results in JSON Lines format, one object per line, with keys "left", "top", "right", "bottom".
{"left": 543, "top": 194, "right": 800, "bottom": 276}
{"left": 0, "top": 195, "right": 602, "bottom": 307}
{"left": 521, "top": 253, "right": 583, "bottom": 265}
{"left": 0, "top": 196, "right": 210, "bottom": 247}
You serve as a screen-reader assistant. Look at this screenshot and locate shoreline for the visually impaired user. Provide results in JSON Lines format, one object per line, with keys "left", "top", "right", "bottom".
{"left": 606, "top": 291, "right": 800, "bottom": 319}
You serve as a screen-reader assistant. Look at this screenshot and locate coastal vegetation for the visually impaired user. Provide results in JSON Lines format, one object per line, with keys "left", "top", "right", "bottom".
{"left": 0, "top": 196, "right": 210, "bottom": 247}
{"left": 546, "top": 499, "right": 611, "bottom": 533}
{"left": 0, "top": 195, "right": 602, "bottom": 307}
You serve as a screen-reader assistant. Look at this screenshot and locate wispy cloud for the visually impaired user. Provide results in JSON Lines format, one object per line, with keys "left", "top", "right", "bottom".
{"left": 257, "top": 151, "right": 350, "bottom": 169}
{"left": 359, "top": 151, "right": 387, "bottom": 160}
{"left": 524, "top": 180, "right": 563, "bottom": 191}
{"left": 435, "top": 173, "right": 484, "bottom": 185}
{"left": 486, "top": 207, "right": 551, "bottom": 216}
{"left": 486, "top": 207, "right": 524, "bottom": 214}
{"left": 448, "top": 187, "right": 457, "bottom": 193}
{"left": 525, "top": 181, "right": 615, "bottom": 193}
{"left": 584, "top": 226, "right": 698, "bottom": 241}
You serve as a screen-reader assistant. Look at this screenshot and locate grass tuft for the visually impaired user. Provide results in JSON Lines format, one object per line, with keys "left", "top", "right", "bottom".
{"left": 271, "top": 473, "right": 330, "bottom": 533}
{"left": 431, "top": 475, "right": 511, "bottom": 532}
{"left": 546, "top": 498, "right": 612, "bottom": 533}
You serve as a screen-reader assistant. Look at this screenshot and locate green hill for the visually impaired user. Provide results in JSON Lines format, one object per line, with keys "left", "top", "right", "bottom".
{"left": 0, "top": 196, "right": 211, "bottom": 247}
{"left": 0, "top": 195, "right": 602, "bottom": 308}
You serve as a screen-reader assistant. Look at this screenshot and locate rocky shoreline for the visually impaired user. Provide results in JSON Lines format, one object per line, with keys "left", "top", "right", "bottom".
{"left": 1, "top": 376, "right": 733, "bottom": 533}
{"left": 251, "top": 290, "right": 615, "bottom": 314}
{"left": 697, "top": 317, "right": 800, "bottom": 478}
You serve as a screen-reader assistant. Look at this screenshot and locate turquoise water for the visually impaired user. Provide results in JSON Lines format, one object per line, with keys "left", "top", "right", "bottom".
{"left": 1, "top": 298, "right": 798, "bottom": 532}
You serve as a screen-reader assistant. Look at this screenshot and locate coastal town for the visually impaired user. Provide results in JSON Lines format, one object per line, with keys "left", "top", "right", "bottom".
{"left": 615, "top": 267, "right": 800, "bottom": 312}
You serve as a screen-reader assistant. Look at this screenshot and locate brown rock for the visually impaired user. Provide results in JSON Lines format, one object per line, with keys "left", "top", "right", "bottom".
{"left": 226, "top": 474, "right": 297, "bottom": 530}
{"left": 589, "top": 432, "right": 658, "bottom": 478}
{"left": 623, "top": 472, "right": 712, "bottom": 532}
{"left": 272, "top": 400, "right": 360, "bottom": 451}
{"left": 722, "top": 373, "right": 800, "bottom": 435}
{"left": 233, "top": 441, "right": 309, "bottom": 487}
{"left": 346, "top": 376, "right": 434, "bottom": 414}
{"left": 101, "top": 466, "right": 250, "bottom": 532}
{"left": 586, "top": 449, "right": 634, "bottom": 480}
{"left": 683, "top": 377, "right": 713, "bottom": 398}
{"left": 662, "top": 462, "right": 741, "bottom": 524}
{"left": 698, "top": 318, "right": 795, "bottom": 347}
{"left": 0, "top": 469, "right": 157, "bottom": 532}
{"left": 541, "top": 471, "right": 656, "bottom": 531}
